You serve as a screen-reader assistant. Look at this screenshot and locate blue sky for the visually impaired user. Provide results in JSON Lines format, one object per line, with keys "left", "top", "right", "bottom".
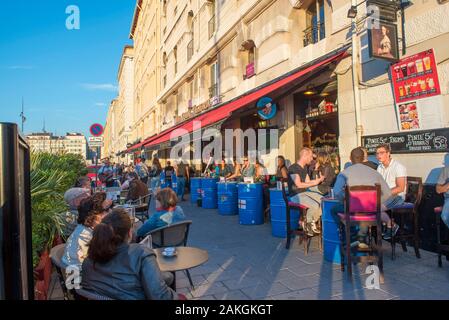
{"left": 0, "top": 0, "right": 135, "bottom": 136}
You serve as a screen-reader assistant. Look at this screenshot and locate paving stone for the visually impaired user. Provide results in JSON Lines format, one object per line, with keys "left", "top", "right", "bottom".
{"left": 213, "top": 290, "right": 251, "bottom": 300}
{"left": 189, "top": 282, "right": 229, "bottom": 298}
{"left": 278, "top": 274, "right": 321, "bottom": 291}
{"left": 222, "top": 276, "right": 269, "bottom": 290}
{"left": 241, "top": 282, "right": 291, "bottom": 299}
{"left": 270, "top": 288, "right": 318, "bottom": 300}
{"left": 338, "top": 288, "right": 397, "bottom": 300}
{"left": 193, "top": 295, "right": 217, "bottom": 300}
{"left": 176, "top": 275, "right": 209, "bottom": 289}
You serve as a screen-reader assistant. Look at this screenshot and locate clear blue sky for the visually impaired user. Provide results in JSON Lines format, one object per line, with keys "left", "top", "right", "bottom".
{"left": 0, "top": 0, "right": 135, "bottom": 137}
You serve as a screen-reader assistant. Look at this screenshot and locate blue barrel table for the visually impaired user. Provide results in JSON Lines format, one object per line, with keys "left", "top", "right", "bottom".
{"left": 238, "top": 183, "right": 264, "bottom": 225}
{"left": 201, "top": 178, "right": 219, "bottom": 209}
{"left": 270, "top": 188, "right": 300, "bottom": 238}
{"left": 322, "top": 197, "right": 342, "bottom": 264}
{"left": 190, "top": 177, "right": 202, "bottom": 204}
{"left": 160, "top": 171, "right": 177, "bottom": 190}
{"left": 217, "top": 182, "right": 238, "bottom": 215}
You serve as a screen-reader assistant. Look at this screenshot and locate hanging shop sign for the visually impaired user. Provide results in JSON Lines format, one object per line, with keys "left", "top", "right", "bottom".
{"left": 175, "top": 97, "right": 221, "bottom": 125}
{"left": 256, "top": 96, "right": 277, "bottom": 121}
{"left": 367, "top": 0, "right": 400, "bottom": 22}
{"left": 362, "top": 127, "right": 449, "bottom": 154}
{"left": 367, "top": 20, "right": 400, "bottom": 62}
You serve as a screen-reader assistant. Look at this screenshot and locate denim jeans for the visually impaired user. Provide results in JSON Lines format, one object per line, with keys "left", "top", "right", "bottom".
{"left": 176, "top": 177, "right": 186, "bottom": 200}
{"left": 442, "top": 198, "right": 449, "bottom": 229}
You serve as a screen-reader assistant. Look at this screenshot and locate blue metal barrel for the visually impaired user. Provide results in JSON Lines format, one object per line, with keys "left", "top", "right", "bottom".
{"left": 238, "top": 183, "right": 264, "bottom": 225}
{"left": 217, "top": 182, "right": 238, "bottom": 215}
{"left": 201, "top": 178, "right": 219, "bottom": 209}
{"left": 322, "top": 198, "right": 341, "bottom": 264}
{"left": 269, "top": 189, "right": 300, "bottom": 238}
{"left": 190, "top": 177, "right": 202, "bottom": 204}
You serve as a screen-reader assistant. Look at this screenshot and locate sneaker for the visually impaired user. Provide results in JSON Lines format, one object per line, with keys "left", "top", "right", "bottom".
{"left": 383, "top": 224, "right": 399, "bottom": 240}
{"left": 358, "top": 242, "right": 369, "bottom": 250}
{"left": 310, "top": 221, "right": 321, "bottom": 234}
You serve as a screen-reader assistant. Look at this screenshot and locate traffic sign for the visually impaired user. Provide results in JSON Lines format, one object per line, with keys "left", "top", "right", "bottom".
{"left": 90, "top": 123, "right": 104, "bottom": 137}
{"left": 88, "top": 136, "right": 103, "bottom": 143}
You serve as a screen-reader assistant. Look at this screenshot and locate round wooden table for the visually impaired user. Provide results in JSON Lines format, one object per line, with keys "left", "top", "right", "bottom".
{"left": 155, "top": 247, "right": 209, "bottom": 290}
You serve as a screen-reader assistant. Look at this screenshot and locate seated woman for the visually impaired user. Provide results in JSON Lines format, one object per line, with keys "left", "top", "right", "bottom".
{"left": 61, "top": 194, "right": 110, "bottom": 270}
{"left": 226, "top": 158, "right": 242, "bottom": 181}
{"left": 125, "top": 172, "right": 149, "bottom": 202}
{"left": 310, "top": 151, "right": 336, "bottom": 196}
{"left": 136, "top": 188, "right": 186, "bottom": 238}
{"left": 81, "top": 208, "right": 179, "bottom": 300}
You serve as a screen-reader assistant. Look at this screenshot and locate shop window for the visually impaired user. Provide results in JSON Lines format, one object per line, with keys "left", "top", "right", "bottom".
{"left": 303, "top": 0, "right": 325, "bottom": 47}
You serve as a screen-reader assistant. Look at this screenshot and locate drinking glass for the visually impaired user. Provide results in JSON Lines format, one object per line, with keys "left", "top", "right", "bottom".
{"left": 423, "top": 56, "right": 431, "bottom": 71}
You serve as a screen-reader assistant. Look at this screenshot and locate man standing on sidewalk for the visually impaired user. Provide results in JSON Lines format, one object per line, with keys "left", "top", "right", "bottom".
{"left": 175, "top": 160, "right": 189, "bottom": 201}
{"left": 135, "top": 157, "right": 149, "bottom": 185}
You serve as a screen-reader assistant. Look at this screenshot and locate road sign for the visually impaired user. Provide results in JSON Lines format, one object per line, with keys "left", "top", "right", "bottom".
{"left": 89, "top": 141, "right": 104, "bottom": 148}
{"left": 88, "top": 136, "right": 103, "bottom": 143}
{"left": 90, "top": 123, "right": 104, "bottom": 137}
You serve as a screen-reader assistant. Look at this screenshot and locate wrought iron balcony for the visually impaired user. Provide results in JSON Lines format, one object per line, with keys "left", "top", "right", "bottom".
{"left": 303, "top": 22, "right": 325, "bottom": 47}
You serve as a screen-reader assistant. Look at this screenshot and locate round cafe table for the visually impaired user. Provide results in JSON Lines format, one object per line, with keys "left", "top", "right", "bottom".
{"left": 155, "top": 247, "right": 209, "bottom": 290}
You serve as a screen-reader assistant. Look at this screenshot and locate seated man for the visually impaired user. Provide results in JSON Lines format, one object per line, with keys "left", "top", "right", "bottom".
{"left": 436, "top": 164, "right": 449, "bottom": 229}
{"left": 288, "top": 147, "right": 325, "bottom": 236}
{"left": 376, "top": 143, "right": 406, "bottom": 239}
{"left": 332, "top": 147, "right": 393, "bottom": 248}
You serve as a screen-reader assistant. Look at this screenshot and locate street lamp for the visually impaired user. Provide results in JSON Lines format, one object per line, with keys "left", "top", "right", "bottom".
{"left": 347, "top": 5, "right": 358, "bottom": 19}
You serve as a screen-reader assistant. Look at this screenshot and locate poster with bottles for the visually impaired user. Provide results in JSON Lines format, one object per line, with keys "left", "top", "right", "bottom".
{"left": 390, "top": 49, "right": 443, "bottom": 132}
{"left": 391, "top": 49, "right": 441, "bottom": 103}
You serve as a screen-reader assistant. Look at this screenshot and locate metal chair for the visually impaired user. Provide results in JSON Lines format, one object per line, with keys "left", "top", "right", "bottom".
{"left": 129, "top": 193, "right": 152, "bottom": 223}
{"left": 337, "top": 184, "right": 384, "bottom": 283}
{"left": 388, "top": 177, "right": 423, "bottom": 260}
{"left": 142, "top": 220, "right": 194, "bottom": 289}
{"left": 49, "top": 244, "right": 71, "bottom": 300}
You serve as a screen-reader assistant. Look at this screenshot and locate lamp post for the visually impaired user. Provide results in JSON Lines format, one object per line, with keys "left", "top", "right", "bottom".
{"left": 349, "top": 0, "right": 364, "bottom": 146}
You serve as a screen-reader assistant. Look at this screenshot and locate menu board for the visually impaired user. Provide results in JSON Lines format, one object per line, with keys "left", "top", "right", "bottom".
{"left": 362, "top": 128, "right": 449, "bottom": 154}
{"left": 391, "top": 49, "right": 441, "bottom": 104}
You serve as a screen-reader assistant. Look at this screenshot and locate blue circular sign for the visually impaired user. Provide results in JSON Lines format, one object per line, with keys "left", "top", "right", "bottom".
{"left": 90, "top": 123, "right": 104, "bottom": 137}
{"left": 256, "top": 97, "right": 277, "bottom": 120}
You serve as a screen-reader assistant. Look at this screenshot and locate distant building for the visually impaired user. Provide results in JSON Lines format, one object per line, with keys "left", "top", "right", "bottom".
{"left": 27, "top": 132, "right": 87, "bottom": 159}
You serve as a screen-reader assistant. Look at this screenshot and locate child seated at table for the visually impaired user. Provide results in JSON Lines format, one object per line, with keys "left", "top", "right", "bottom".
{"left": 136, "top": 188, "right": 186, "bottom": 238}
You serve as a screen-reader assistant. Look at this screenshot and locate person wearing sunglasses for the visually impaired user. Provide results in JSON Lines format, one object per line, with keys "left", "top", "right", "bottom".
{"left": 241, "top": 157, "right": 255, "bottom": 179}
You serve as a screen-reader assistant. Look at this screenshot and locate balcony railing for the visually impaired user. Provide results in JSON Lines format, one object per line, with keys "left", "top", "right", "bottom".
{"left": 208, "top": 15, "right": 215, "bottom": 39}
{"left": 208, "top": 83, "right": 218, "bottom": 98}
{"left": 187, "top": 39, "right": 194, "bottom": 62}
{"left": 303, "top": 22, "right": 325, "bottom": 47}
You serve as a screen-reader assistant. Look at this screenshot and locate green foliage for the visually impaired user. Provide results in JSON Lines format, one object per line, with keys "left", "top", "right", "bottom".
{"left": 31, "top": 152, "right": 87, "bottom": 266}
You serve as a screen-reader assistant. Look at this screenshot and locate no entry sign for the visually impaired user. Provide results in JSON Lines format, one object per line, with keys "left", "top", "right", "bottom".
{"left": 90, "top": 123, "right": 104, "bottom": 137}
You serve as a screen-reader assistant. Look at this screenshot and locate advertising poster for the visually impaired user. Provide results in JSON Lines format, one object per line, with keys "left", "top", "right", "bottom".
{"left": 390, "top": 49, "right": 443, "bottom": 131}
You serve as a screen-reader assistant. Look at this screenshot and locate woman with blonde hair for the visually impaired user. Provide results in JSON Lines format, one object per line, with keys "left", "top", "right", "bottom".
{"left": 311, "top": 151, "right": 336, "bottom": 195}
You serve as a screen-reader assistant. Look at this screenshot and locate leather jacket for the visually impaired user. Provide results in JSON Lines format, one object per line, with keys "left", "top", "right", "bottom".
{"left": 81, "top": 243, "right": 178, "bottom": 300}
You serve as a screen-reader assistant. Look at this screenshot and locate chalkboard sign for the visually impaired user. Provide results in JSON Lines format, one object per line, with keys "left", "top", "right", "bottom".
{"left": 362, "top": 128, "right": 449, "bottom": 154}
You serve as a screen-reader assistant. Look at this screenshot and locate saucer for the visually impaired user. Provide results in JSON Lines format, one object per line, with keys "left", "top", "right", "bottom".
{"left": 161, "top": 250, "right": 177, "bottom": 258}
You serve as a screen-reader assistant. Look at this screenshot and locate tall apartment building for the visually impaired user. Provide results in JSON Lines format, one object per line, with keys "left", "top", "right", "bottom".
{"left": 27, "top": 132, "right": 87, "bottom": 159}
{"left": 125, "top": 0, "right": 449, "bottom": 181}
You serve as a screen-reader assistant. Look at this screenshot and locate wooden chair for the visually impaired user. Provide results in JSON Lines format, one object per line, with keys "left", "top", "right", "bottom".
{"left": 337, "top": 184, "right": 384, "bottom": 283}
{"left": 281, "top": 179, "right": 322, "bottom": 254}
{"left": 388, "top": 177, "right": 423, "bottom": 260}
{"left": 49, "top": 244, "right": 71, "bottom": 300}
{"left": 435, "top": 206, "right": 449, "bottom": 267}
{"left": 141, "top": 220, "right": 194, "bottom": 289}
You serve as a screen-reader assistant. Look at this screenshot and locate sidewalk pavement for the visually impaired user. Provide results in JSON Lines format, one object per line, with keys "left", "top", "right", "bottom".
{"left": 50, "top": 194, "right": 449, "bottom": 300}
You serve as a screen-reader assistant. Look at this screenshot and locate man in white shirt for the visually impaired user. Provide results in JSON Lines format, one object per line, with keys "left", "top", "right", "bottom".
{"left": 376, "top": 144, "right": 407, "bottom": 239}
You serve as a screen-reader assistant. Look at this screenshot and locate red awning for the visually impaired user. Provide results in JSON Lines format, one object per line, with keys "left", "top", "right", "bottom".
{"left": 138, "top": 48, "right": 348, "bottom": 150}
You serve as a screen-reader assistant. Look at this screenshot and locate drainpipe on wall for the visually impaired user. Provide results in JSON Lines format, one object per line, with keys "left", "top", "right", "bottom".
{"left": 351, "top": 0, "right": 363, "bottom": 146}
